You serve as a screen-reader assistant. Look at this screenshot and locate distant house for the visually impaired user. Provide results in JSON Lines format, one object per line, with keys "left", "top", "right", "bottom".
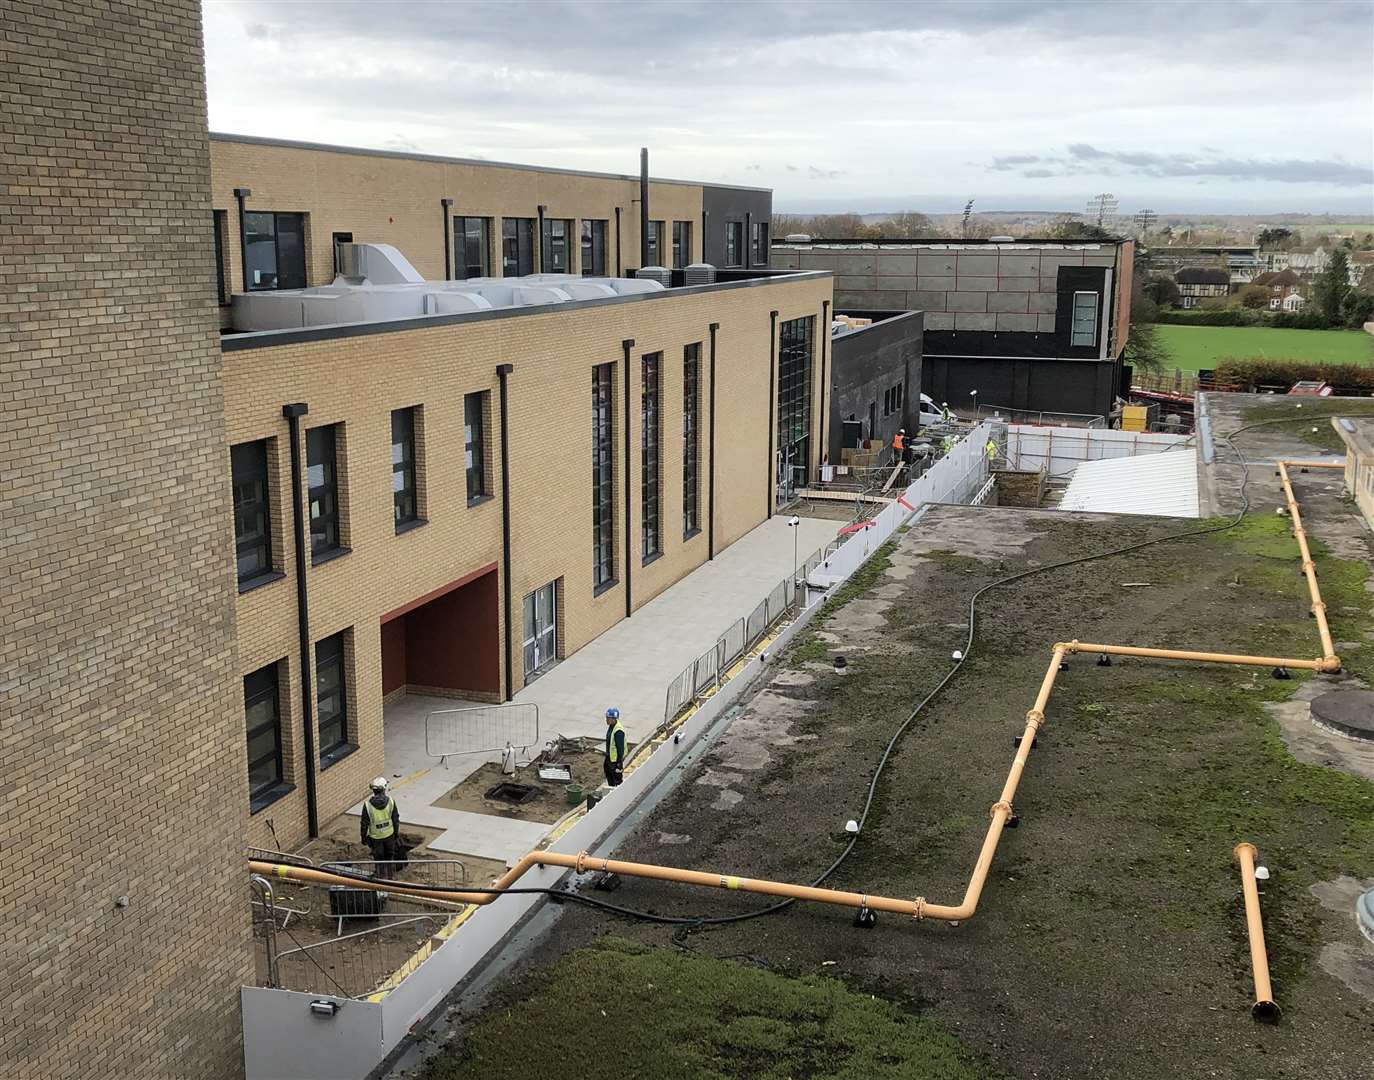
{"left": 1174, "top": 267, "right": 1230, "bottom": 308}
{"left": 1282, "top": 292, "right": 1306, "bottom": 312}
{"left": 1253, "top": 269, "right": 1304, "bottom": 310}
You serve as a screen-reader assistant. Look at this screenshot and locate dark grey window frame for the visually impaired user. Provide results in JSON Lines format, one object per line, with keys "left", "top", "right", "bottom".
{"left": 672, "top": 220, "right": 692, "bottom": 269}
{"left": 751, "top": 221, "right": 769, "bottom": 266}
{"left": 646, "top": 220, "right": 665, "bottom": 266}
{"left": 306, "top": 424, "right": 343, "bottom": 562}
{"left": 541, "top": 217, "right": 573, "bottom": 273}
{"left": 580, "top": 219, "right": 607, "bottom": 276}
{"left": 777, "top": 316, "right": 814, "bottom": 499}
{"left": 502, "top": 217, "right": 535, "bottom": 276}
{"left": 641, "top": 351, "right": 662, "bottom": 562}
{"left": 592, "top": 363, "right": 616, "bottom": 590}
{"left": 392, "top": 407, "right": 421, "bottom": 531}
{"left": 683, "top": 344, "right": 700, "bottom": 537}
{"left": 243, "top": 210, "right": 306, "bottom": 291}
{"left": 725, "top": 220, "right": 744, "bottom": 267}
{"left": 232, "top": 440, "right": 274, "bottom": 588}
{"left": 245, "top": 662, "right": 290, "bottom": 810}
{"left": 453, "top": 216, "right": 491, "bottom": 279}
{"left": 316, "top": 632, "right": 352, "bottom": 766}
{"left": 464, "top": 391, "right": 489, "bottom": 503}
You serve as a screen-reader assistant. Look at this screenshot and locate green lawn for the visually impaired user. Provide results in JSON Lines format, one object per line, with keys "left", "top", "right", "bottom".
{"left": 1154, "top": 324, "right": 1374, "bottom": 374}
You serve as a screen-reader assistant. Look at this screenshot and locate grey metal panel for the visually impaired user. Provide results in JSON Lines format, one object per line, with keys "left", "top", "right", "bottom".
{"left": 954, "top": 276, "right": 998, "bottom": 292}
{"left": 954, "top": 253, "right": 998, "bottom": 276}
{"left": 998, "top": 276, "right": 1040, "bottom": 292}
{"left": 908, "top": 289, "right": 950, "bottom": 310}
{"left": 918, "top": 253, "right": 958, "bottom": 276}
{"left": 997, "top": 254, "right": 1042, "bottom": 277}
{"left": 833, "top": 287, "right": 910, "bottom": 309}
{"left": 988, "top": 291, "right": 1029, "bottom": 313}
{"left": 875, "top": 254, "right": 919, "bottom": 278}
{"left": 945, "top": 291, "right": 989, "bottom": 312}
{"left": 802, "top": 252, "right": 876, "bottom": 275}
{"left": 954, "top": 312, "right": 997, "bottom": 330}
{"left": 242, "top": 988, "right": 383, "bottom": 1080}
{"left": 995, "top": 313, "right": 1038, "bottom": 332}
{"left": 1036, "top": 313, "right": 1058, "bottom": 332}
{"left": 915, "top": 274, "right": 955, "bottom": 292}
{"left": 1029, "top": 291, "right": 1059, "bottom": 313}
{"left": 925, "top": 312, "right": 956, "bottom": 329}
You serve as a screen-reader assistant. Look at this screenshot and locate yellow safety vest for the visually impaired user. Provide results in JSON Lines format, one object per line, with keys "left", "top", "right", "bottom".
{"left": 364, "top": 797, "right": 395, "bottom": 840}
{"left": 606, "top": 721, "right": 625, "bottom": 765}
{"left": 985, "top": 440, "right": 999, "bottom": 460}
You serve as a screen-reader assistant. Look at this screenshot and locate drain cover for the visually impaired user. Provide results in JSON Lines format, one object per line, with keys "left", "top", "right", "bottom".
{"left": 485, "top": 781, "right": 539, "bottom": 805}
{"left": 1309, "top": 690, "right": 1374, "bottom": 742}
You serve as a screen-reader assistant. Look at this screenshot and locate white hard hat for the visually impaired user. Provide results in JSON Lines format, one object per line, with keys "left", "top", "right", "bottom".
{"left": 371, "top": 776, "right": 388, "bottom": 791}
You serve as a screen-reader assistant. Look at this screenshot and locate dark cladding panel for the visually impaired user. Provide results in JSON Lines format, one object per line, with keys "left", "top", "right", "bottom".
{"left": 702, "top": 185, "right": 772, "bottom": 268}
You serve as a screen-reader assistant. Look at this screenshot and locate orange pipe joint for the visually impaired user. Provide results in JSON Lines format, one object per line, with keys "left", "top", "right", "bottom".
{"left": 1234, "top": 842, "right": 1281, "bottom": 1023}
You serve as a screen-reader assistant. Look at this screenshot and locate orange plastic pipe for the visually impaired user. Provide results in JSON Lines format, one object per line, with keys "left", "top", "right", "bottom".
{"left": 1060, "top": 640, "right": 1333, "bottom": 672}
{"left": 1277, "top": 461, "right": 1338, "bottom": 666}
{"left": 1233, "top": 842, "right": 1281, "bottom": 1023}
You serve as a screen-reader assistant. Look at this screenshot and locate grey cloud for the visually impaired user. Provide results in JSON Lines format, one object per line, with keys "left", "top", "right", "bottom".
{"left": 785, "top": 164, "right": 798, "bottom": 172}
{"left": 988, "top": 154, "right": 1042, "bottom": 171}
{"left": 994, "top": 144, "right": 1372, "bottom": 186}
{"left": 808, "top": 166, "right": 843, "bottom": 180}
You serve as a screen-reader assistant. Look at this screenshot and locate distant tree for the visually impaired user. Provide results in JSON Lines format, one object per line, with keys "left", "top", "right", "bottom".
{"left": 1123, "top": 321, "right": 1168, "bottom": 375}
{"left": 1158, "top": 224, "right": 1174, "bottom": 241}
{"left": 1256, "top": 227, "right": 1296, "bottom": 250}
{"left": 1340, "top": 290, "right": 1374, "bottom": 328}
{"left": 1236, "top": 283, "right": 1271, "bottom": 309}
{"left": 1046, "top": 216, "right": 1115, "bottom": 240}
{"left": 1140, "top": 273, "right": 1180, "bottom": 307}
{"left": 1315, "top": 249, "right": 1353, "bottom": 322}
{"left": 884, "top": 211, "right": 942, "bottom": 238}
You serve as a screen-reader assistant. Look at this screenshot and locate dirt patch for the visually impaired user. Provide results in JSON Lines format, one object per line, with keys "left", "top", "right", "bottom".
{"left": 432, "top": 742, "right": 614, "bottom": 823}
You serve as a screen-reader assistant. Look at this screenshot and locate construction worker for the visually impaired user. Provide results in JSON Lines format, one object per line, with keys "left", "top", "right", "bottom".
{"left": 940, "top": 434, "right": 955, "bottom": 455}
{"left": 941, "top": 402, "right": 954, "bottom": 424}
{"left": 985, "top": 437, "right": 1001, "bottom": 464}
{"left": 892, "top": 428, "right": 906, "bottom": 467}
{"left": 360, "top": 777, "right": 403, "bottom": 876}
{"left": 604, "top": 707, "right": 626, "bottom": 787}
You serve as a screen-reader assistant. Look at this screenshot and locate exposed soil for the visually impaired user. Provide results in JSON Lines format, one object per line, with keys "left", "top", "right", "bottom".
{"left": 415, "top": 464, "right": 1374, "bottom": 1079}
{"left": 433, "top": 743, "right": 615, "bottom": 822}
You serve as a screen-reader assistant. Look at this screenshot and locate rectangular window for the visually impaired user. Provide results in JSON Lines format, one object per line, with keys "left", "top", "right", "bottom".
{"left": 213, "top": 210, "right": 228, "bottom": 304}
{"left": 777, "top": 316, "right": 814, "bottom": 501}
{"left": 244, "top": 662, "right": 284, "bottom": 804}
{"left": 581, "top": 219, "right": 607, "bottom": 276}
{"left": 306, "top": 424, "right": 341, "bottom": 560}
{"left": 464, "top": 391, "right": 489, "bottom": 502}
{"left": 243, "top": 210, "right": 306, "bottom": 290}
{"left": 331, "top": 231, "right": 354, "bottom": 276}
{"left": 683, "top": 344, "right": 700, "bottom": 537}
{"left": 542, "top": 218, "right": 572, "bottom": 273}
{"left": 502, "top": 217, "right": 535, "bottom": 276}
{"left": 641, "top": 351, "right": 662, "bottom": 561}
{"left": 592, "top": 363, "right": 616, "bottom": 589}
{"left": 725, "top": 221, "right": 744, "bottom": 267}
{"left": 646, "top": 220, "right": 664, "bottom": 266}
{"left": 672, "top": 220, "right": 692, "bottom": 269}
{"left": 453, "top": 217, "right": 491, "bottom": 279}
{"left": 1071, "top": 291, "right": 1099, "bottom": 347}
{"left": 316, "top": 632, "right": 349, "bottom": 763}
{"left": 522, "top": 580, "right": 559, "bottom": 684}
{"left": 751, "top": 221, "right": 769, "bottom": 266}
{"left": 231, "top": 440, "right": 272, "bottom": 586}
{"left": 392, "top": 407, "right": 419, "bottom": 530}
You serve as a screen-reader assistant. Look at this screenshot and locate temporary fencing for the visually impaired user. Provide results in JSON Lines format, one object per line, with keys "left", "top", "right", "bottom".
{"left": 424, "top": 703, "right": 539, "bottom": 765}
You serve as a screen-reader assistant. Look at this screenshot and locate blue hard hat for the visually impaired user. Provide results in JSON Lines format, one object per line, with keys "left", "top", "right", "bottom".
{"left": 606, "top": 707, "right": 620, "bottom": 719}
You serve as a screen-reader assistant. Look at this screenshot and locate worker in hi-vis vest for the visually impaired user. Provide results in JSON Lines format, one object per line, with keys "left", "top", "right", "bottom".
{"left": 985, "top": 437, "right": 1000, "bottom": 462}
{"left": 360, "top": 776, "right": 403, "bottom": 874}
{"left": 604, "top": 707, "right": 626, "bottom": 787}
{"left": 892, "top": 428, "right": 907, "bottom": 467}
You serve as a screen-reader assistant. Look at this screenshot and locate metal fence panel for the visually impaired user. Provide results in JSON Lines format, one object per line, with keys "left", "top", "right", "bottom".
{"left": 691, "top": 645, "right": 718, "bottom": 695}
{"left": 664, "top": 666, "right": 693, "bottom": 723}
{"left": 424, "top": 703, "right": 539, "bottom": 762}
{"left": 718, "top": 617, "right": 746, "bottom": 670}
{"left": 744, "top": 597, "right": 768, "bottom": 649}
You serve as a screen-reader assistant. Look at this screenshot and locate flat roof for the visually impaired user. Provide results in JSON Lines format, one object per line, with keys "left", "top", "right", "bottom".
{"left": 773, "top": 237, "right": 1126, "bottom": 249}
{"left": 209, "top": 132, "right": 773, "bottom": 194}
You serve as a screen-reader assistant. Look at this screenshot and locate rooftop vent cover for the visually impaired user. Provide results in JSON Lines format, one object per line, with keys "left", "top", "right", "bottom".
{"left": 636, "top": 265, "right": 672, "bottom": 288}
{"left": 684, "top": 262, "right": 716, "bottom": 286}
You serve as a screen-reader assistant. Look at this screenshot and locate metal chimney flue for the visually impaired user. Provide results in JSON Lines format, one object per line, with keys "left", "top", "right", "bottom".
{"left": 639, "top": 147, "right": 649, "bottom": 270}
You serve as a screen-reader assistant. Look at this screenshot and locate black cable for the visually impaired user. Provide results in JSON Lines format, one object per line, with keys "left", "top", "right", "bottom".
{"left": 274, "top": 414, "right": 1358, "bottom": 934}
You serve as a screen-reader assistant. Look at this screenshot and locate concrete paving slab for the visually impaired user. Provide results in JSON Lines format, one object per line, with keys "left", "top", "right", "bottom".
{"left": 511, "top": 514, "right": 837, "bottom": 741}
{"left": 423, "top": 811, "right": 553, "bottom": 863}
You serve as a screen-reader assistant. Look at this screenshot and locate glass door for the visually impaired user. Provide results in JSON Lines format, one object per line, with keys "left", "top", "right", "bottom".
{"left": 522, "top": 581, "right": 558, "bottom": 683}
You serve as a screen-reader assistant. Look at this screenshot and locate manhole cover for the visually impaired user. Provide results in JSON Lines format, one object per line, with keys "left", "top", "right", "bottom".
{"left": 485, "top": 781, "right": 539, "bottom": 805}
{"left": 1310, "top": 690, "right": 1374, "bottom": 742}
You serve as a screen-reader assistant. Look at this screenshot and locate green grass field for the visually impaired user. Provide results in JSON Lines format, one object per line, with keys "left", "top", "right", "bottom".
{"left": 1154, "top": 325, "right": 1374, "bottom": 373}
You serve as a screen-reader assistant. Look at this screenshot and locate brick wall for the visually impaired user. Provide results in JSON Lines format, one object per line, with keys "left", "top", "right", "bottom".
{"left": 222, "top": 276, "right": 831, "bottom": 848}
{"left": 0, "top": 2, "right": 250, "bottom": 1077}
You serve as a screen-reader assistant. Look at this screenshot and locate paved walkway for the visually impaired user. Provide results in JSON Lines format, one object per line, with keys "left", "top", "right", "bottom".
{"left": 358, "top": 514, "right": 837, "bottom": 864}
{"left": 513, "top": 513, "right": 836, "bottom": 742}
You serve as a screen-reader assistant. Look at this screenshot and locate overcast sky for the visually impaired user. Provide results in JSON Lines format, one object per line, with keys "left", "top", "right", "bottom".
{"left": 203, "top": 0, "right": 1374, "bottom": 215}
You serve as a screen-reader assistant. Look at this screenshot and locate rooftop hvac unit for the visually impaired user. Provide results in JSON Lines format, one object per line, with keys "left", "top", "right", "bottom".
{"left": 783, "top": 233, "right": 811, "bottom": 243}
{"left": 635, "top": 265, "right": 672, "bottom": 288}
{"left": 683, "top": 262, "right": 716, "bottom": 286}
{"left": 988, "top": 235, "right": 1015, "bottom": 243}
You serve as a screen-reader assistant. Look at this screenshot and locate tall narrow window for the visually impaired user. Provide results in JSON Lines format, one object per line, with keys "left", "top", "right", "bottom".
{"left": 502, "top": 218, "right": 534, "bottom": 276}
{"left": 243, "top": 210, "right": 306, "bottom": 290}
{"left": 306, "top": 424, "right": 341, "bottom": 560}
{"left": 464, "top": 392, "right": 488, "bottom": 503}
{"left": 646, "top": 220, "right": 664, "bottom": 266}
{"left": 725, "top": 221, "right": 743, "bottom": 267}
{"left": 453, "top": 217, "right": 491, "bottom": 279}
{"left": 641, "top": 352, "right": 661, "bottom": 561}
{"left": 581, "top": 220, "right": 607, "bottom": 275}
{"left": 1071, "top": 291, "right": 1100, "bottom": 347}
{"left": 672, "top": 221, "right": 692, "bottom": 269}
{"left": 316, "top": 632, "right": 350, "bottom": 763}
{"left": 683, "top": 344, "right": 700, "bottom": 537}
{"left": 592, "top": 364, "right": 616, "bottom": 589}
{"left": 542, "top": 218, "right": 572, "bottom": 273}
{"left": 231, "top": 440, "right": 272, "bottom": 587}
{"left": 751, "top": 221, "right": 769, "bottom": 266}
{"left": 213, "top": 210, "right": 228, "bottom": 304}
{"left": 392, "top": 407, "right": 419, "bottom": 530}
{"left": 777, "top": 317, "right": 814, "bottom": 502}
{"left": 244, "top": 662, "right": 285, "bottom": 806}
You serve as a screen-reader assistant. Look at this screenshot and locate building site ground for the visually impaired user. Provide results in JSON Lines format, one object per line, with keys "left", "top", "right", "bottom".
{"left": 402, "top": 401, "right": 1374, "bottom": 1079}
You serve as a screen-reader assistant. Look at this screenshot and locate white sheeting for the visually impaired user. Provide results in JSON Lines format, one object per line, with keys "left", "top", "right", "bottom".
{"left": 1060, "top": 448, "right": 1199, "bottom": 518}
